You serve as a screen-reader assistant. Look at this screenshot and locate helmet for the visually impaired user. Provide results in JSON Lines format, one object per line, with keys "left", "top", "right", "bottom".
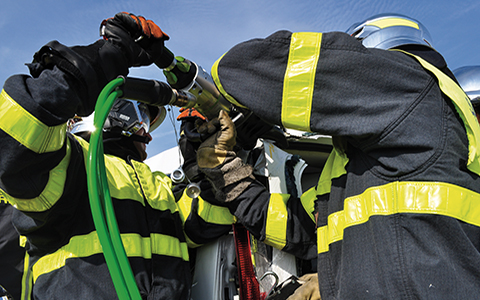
{"left": 68, "top": 99, "right": 166, "bottom": 137}
{"left": 453, "top": 66, "right": 480, "bottom": 108}
{"left": 346, "top": 13, "right": 433, "bottom": 50}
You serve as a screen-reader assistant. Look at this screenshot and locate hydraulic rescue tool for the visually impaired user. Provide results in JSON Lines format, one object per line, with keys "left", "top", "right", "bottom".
{"left": 88, "top": 46, "right": 288, "bottom": 300}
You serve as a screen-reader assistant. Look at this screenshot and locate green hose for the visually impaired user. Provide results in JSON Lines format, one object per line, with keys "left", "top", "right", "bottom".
{"left": 87, "top": 77, "right": 142, "bottom": 300}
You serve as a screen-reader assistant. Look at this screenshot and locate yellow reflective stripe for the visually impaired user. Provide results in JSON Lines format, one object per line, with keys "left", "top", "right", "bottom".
{"left": 197, "top": 197, "right": 236, "bottom": 225}
{"left": 394, "top": 50, "right": 480, "bottom": 176}
{"left": 317, "top": 181, "right": 480, "bottom": 253}
{"left": 32, "top": 231, "right": 189, "bottom": 282}
{"left": 132, "top": 160, "right": 177, "bottom": 213}
{"left": 177, "top": 189, "right": 235, "bottom": 225}
{"left": 76, "top": 136, "right": 178, "bottom": 212}
{"left": 211, "top": 54, "right": 248, "bottom": 109}
{"left": 1, "top": 139, "right": 71, "bottom": 212}
{"left": 366, "top": 17, "right": 419, "bottom": 29}
{"left": 265, "top": 193, "right": 290, "bottom": 249}
{"left": 0, "top": 89, "right": 66, "bottom": 153}
{"left": 19, "top": 235, "right": 27, "bottom": 247}
{"left": 282, "top": 32, "right": 322, "bottom": 132}
{"left": 177, "top": 189, "right": 193, "bottom": 223}
{"left": 316, "top": 147, "right": 348, "bottom": 196}
{"left": 300, "top": 187, "right": 317, "bottom": 223}
{"left": 173, "top": 190, "right": 201, "bottom": 248}
{"left": 74, "top": 136, "right": 145, "bottom": 205}
{"left": 20, "top": 250, "right": 32, "bottom": 300}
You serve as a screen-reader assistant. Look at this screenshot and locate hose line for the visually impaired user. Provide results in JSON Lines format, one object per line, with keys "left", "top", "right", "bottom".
{"left": 87, "top": 77, "right": 142, "bottom": 300}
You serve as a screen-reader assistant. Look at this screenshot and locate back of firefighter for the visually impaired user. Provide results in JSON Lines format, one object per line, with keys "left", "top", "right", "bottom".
{"left": 0, "top": 12, "right": 236, "bottom": 300}
{"left": 190, "top": 13, "right": 480, "bottom": 299}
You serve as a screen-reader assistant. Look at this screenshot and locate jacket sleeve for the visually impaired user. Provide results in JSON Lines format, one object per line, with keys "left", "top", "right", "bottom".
{"left": 174, "top": 181, "right": 234, "bottom": 248}
{"left": 213, "top": 30, "right": 433, "bottom": 142}
{"left": 0, "top": 39, "right": 127, "bottom": 210}
{"left": 226, "top": 180, "right": 317, "bottom": 260}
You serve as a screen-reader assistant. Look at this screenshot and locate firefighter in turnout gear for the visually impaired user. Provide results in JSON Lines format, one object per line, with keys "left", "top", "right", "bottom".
{"left": 194, "top": 13, "right": 480, "bottom": 299}
{"left": 0, "top": 12, "right": 234, "bottom": 300}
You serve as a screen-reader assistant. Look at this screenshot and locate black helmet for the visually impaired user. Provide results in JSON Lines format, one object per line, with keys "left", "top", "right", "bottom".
{"left": 68, "top": 99, "right": 166, "bottom": 137}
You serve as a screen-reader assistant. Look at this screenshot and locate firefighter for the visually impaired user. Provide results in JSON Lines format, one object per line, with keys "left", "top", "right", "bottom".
{"left": 194, "top": 13, "right": 480, "bottom": 299}
{"left": 453, "top": 65, "right": 480, "bottom": 122}
{"left": 0, "top": 12, "right": 232, "bottom": 300}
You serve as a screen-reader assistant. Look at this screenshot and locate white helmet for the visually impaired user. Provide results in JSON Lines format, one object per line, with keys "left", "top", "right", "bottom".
{"left": 453, "top": 66, "right": 480, "bottom": 108}
{"left": 346, "top": 13, "right": 433, "bottom": 50}
{"left": 68, "top": 99, "right": 166, "bottom": 137}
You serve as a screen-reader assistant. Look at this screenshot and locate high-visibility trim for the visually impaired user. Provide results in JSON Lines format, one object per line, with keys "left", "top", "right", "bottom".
{"left": 317, "top": 181, "right": 480, "bottom": 254}
{"left": 265, "top": 193, "right": 290, "bottom": 249}
{"left": 75, "top": 136, "right": 178, "bottom": 212}
{"left": 281, "top": 32, "right": 322, "bottom": 132}
{"left": 316, "top": 147, "right": 348, "bottom": 196}
{"left": 177, "top": 189, "right": 236, "bottom": 226}
{"left": 131, "top": 160, "right": 177, "bottom": 214}
{"left": 32, "top": 231, "right": 189, "bottom": 283}
{"left": 394, "top": 50, "right": 480, "bottom": 176}
{"left": 211, "top": 53, "right": 248, "bottom": 109}
{"left": 74, "top": 136, "right": 145, "bottom": 205}
{"left": 366, "top": 17, "right": 419, "bottom": 30}
{"left": 300, "top": 187, "right": 317, "bottom": 223}
{"left": 20, "top": 250, "right": 32, "bottom": 300}
{"left": 176, "top": 190, "right": 193, "bottom": 224}
{"left": 197, "top": 196, "right": 236, "bottom": 225}
{"left": 0, "top": 89, "right": 66, "bottom": 153}
{"left": 1, "top": 139, "right": 71, "bottom": 212}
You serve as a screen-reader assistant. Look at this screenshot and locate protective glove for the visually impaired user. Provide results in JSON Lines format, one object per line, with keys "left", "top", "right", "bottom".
{"left": 177, "top": 108, "right": 207, "bottom": 182}
{"left": 163, "top": 56, "right": 197, "bottom": 90}
{"left": 196, "top": 111, "right": 255, "bottom": 202}
{"left": 286, "top": 273, "right": 321, "bottom": 300}
{"left": 100, "top": 12, "right": 169, "bottom": 67}
{"left": 196, "top": 110, "right": 236, "bottom": 169}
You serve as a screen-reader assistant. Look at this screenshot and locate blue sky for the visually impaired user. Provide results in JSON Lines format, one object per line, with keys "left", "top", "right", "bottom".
{"left": 1, "top": 0, "right": 479, "bottom": 160}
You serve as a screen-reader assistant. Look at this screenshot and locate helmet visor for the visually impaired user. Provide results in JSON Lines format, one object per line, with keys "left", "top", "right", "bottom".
{"left": 137, "top": 103, "right": 151, "bottom": 133}
{"left": 106, "top": 99, "right": 152, "bottom": 136}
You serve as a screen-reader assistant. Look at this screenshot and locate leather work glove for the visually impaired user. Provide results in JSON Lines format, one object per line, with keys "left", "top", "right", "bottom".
{"left": 100, "top": 12, "right": 169, "bottom": 67}
{"left": 286, "top": 273, "right": 321, "bottom": 300}
{"left": 197, "top": 110, "right": 236, "bottom": 169}
{"left": 197, "top": 111, "right": 255, "bottom": 203}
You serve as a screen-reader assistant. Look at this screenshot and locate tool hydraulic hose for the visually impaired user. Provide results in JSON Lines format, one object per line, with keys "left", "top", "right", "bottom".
{"left": 87, "top": 77, "right": 142, "bottom": 300}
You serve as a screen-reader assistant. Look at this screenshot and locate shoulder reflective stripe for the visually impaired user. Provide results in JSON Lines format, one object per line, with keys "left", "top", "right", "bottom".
{"left": 316, "top": 147, "right": 348, "bottom": 196}
{"left": 211, "top": 54, "right": 248, "bottom": 109}
{"left": 265, "top": 193, "right": 290, "bottom": 249}
{"left": 366, "top": 17, "right": 419, "bottom": 29}
{"left": 20, "top": 250, "right": 32, "bottom": 300}
{"left": 75, "top": 136, "right": 177, "bottom": 208}
{"left": 32, "top": 231, "right": 189, "bottom": 283}
{"left": 74, "top": 136, "right": 144, "bottom": 204}
{"left": 317, "top": 181, "right": 480, "bottom": 254}
{"left": 281, "top": 32, "right": 322, "bottom": 132}
{"left": 0, "top": 89, "right": 66, "bottom": 153}
{"left": 131, "top": 160, "right": 177, "bottom": 213}
{"left": 300, "top": 187, "right": 317, "bottom": 223}
{"left": 394, "top": 50, "right": 480, "bottom": 176}
{"left": 2, "top": 139, "right": 71, "bottom": 212}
